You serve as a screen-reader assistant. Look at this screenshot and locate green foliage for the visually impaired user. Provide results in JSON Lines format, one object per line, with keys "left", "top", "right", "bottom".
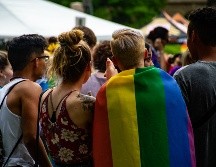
{"left": 48, "top": 0, "right": 73, "bottom": 7}
{"left": 48, "top": 0, "right": 167, "bottom": 28}
{"left": 94, "top": 7, "right": 112, "bottom": 20}
{"left": 164, "top": 44, "right": 181, "bottom": 55}
{"left": 93, "top": 0, "right": 167, "bottom": 28}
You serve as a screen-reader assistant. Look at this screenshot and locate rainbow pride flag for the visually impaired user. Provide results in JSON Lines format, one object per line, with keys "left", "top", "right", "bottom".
{"left": 93, "top": 66, "right": 195, "bottom": 167}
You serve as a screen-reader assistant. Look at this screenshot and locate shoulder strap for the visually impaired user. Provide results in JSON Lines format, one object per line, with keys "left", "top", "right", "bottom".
{"left": 0, "top": 79, "right": 26, "bottom": 109}
{"left": 2, "top": 135, "right": 23, "bottom": 167}
{"left": 193, "top": 103, "right": 216, "bottom": 129}
{"left": 34, "top": 89, "right": 48, "bottom": 167}
{"left": 50, "top": 90, "right": 73, "bottom": 123}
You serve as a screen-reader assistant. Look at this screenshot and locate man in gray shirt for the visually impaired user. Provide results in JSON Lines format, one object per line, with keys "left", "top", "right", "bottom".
{"left": 174, "top": 7, "right": 216, "bottom": 167}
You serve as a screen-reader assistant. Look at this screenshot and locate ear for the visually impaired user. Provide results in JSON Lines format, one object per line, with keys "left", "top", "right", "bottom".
{"left": 111, "top": 56, "right": 118, "bottom": 66}
{"left": 33, "top": 58, "right": 40, "bottom": 68}
{"left": 0, "top": 71, "right": 6, "bottom": 79}
{"left": 112, "top": 56, "right": 124, "bottom": 70}
{"left": 144, "top": 48, "right": 148, "bottom": 59}
{"left": 191, "top": 30, "right": 199, "bottom": 42}
{"left": 86, "top": 62, "right": 91, "bottom": 71}
{"left": 30, "top": 53, "right": 39, "bottom": 68}
{"left": 0, "top": 70, "right": 4, "bottom": 77}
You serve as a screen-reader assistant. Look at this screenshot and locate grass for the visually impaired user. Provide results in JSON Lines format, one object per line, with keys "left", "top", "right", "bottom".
{"left": 164, "top": 44, "right": 182, "bottom": 55}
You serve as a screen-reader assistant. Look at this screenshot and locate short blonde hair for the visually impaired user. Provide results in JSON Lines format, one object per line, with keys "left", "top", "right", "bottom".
{"left": 111, "top": 29, "right": 145, "bottom": 70}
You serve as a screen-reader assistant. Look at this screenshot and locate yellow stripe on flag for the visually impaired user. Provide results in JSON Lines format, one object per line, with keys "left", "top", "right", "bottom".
{"left": 106, "top": 69, "right": 141, "bottom": 167}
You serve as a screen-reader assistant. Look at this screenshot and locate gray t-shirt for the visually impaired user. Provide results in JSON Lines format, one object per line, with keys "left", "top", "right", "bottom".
{"left": 174, "top": 61, "right": 216, "bottom": 167}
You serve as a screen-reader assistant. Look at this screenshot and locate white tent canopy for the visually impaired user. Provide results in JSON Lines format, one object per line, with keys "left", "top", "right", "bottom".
{"left": 0, "top": 0, "right": 136, "bottom": 41}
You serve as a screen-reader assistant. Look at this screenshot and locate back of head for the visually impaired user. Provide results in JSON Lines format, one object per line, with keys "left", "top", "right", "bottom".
{"left": 72, "top": 26, "right": 97, "bottom": 49}
{"left": 93, "top": 40, "right": 113, "bottom": 73}
{"left": 7, "top": 34, "right": 47, "bottom": 71}
{"left": 0, "top": 51, "right": 9, "bottom": 70}
{"left": 50, "top": 29, "right": 91, "bottom": 82}
{"left": 147, "top": 26, "right": 169, "bottom": 43}
{"left": 168, "top": 53, "right": 182, "bottom": 65}
{"left": 111, "top": 29, "right": 145, "bottom": 70}
{"left": 188, "top": 7, "right": 216, "bottom": 46}
{"left": 48, "top": 36, "right": 58, "bottom": 44}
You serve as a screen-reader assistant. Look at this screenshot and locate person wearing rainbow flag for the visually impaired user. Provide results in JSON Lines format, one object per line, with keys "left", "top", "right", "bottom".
{"left": 93, "top": 29, "right": 196, "bottom": 167}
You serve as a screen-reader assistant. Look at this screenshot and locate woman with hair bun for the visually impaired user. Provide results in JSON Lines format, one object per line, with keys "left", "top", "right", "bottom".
{"left": 39, "top": 29, "right": 95, "bottom": 167}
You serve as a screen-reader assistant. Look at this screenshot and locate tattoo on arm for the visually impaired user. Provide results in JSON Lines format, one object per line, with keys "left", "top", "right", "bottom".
{"left": 77, "top": 94, "right": 95, "bottom": 112}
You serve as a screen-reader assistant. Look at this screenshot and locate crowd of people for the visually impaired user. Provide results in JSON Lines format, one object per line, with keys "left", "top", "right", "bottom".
{"left": 0, "top": 6, "right": 216, "bottom": 167}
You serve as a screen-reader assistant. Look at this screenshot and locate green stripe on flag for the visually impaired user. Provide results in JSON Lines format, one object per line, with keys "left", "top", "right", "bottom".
{"left": 134, "top": 68, "right": 170, "bottom": 166}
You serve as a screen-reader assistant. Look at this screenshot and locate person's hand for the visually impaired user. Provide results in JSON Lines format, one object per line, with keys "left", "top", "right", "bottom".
{"left": 104, "top": 58, "right": 118, "bottom": 80}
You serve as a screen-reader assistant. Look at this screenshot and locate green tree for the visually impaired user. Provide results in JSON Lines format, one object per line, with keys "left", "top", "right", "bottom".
{"left": 93, "top": 0, "right": 167, "bottom": 28}
{"left": 48, "top": 0, "right": 167, "bottom": 28}
{"left": 48, "top": 0, "right": 72, "bottom": 7}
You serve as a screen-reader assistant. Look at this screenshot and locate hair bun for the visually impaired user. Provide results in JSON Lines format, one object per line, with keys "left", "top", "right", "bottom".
{"left": 58, "top": 29, "right": 84, "bottom": 48}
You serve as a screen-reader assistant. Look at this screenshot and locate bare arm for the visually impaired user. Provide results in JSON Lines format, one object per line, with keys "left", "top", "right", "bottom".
{"left": 159, "top": 51, "right": 168, "bottom": 71}
{"left": 20, "top": 81, "right": 52, "bottom": 167}
{"left": 154, "top": 38, "right": 168, "bottom": 71}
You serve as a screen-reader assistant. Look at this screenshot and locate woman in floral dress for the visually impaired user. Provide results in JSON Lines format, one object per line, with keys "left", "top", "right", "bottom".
{"left": 39, "top": 29, "right": 95, "bottom": 167}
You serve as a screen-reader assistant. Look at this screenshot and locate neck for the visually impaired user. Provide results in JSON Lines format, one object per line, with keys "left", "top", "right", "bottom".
{"left": 58, "top": 80, "right": 82, "bottom": 92}
{"left": 10, "top": 76, "right": 23, "bottom": 81}
{"left": 199, "top": 48, "right": 216, "bottom": 61}
{"left": 12, "top": 71, "right": 36, "bottom": 82}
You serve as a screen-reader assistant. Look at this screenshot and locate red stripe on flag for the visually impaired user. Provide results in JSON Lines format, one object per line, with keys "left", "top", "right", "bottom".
{"left": 93, "top": 84, "right": 113, "bottom": 167}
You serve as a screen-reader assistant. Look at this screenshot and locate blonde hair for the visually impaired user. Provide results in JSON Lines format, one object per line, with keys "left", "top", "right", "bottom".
{"left": 111, "top": 29, "right": 145, "bottom": 70}
{"left": 49, "top": 29, "right": 91, "bottom": 82}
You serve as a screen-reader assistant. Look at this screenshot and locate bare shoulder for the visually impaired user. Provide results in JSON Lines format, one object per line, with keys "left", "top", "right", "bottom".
{"left": 7, "top": 80, "right": 42, "bottom": 116}
{"left": 66, "top": 93, "right": 95, "bottom": 128}
{"left": 7, "top": 80, "right": 42, "bottom": 99}
{"left": 16, "top": 80, "right": 42, "bottom": 98}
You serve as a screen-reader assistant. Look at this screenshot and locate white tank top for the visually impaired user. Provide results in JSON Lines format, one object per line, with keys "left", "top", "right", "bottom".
{"left": 0, "top": 79, "right": 34, "bottom": 166}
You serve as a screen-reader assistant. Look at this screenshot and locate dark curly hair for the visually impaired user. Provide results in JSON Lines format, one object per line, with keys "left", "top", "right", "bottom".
{"left": 48, "top": 36, "right": 58, "bottom": 44}
{"left": 7, "top": 34, "right": 47, "bottom": 71}
{"left": 147, "top": 27, "right": 169, "bottom": 43}
{"left": 188, "top": 7, "right": 216, "bottom": 46}
{"left": 93, "top": 40, "right": 113, "bottom": 73}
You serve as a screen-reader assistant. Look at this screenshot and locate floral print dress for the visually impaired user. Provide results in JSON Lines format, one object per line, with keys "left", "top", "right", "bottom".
{"left": 40, "top": 90, "right": 92, "bottom": 165}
